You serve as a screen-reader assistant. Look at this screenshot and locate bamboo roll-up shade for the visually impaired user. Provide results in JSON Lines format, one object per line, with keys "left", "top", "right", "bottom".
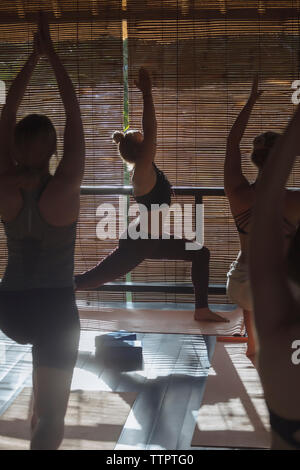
{"left": 0, "top": 12, "right": 126, "bottom": 303}
{"left": 125, "top": 1, "right": 300, "bottom": 21}
{"left": 127, "top": 9, "right": 300, "bottom": 305}
{"left": 0, "top": 1, "right": 299, "bottom": 22}
{"left": 1, "top": 2, "right": 300, "bottom": 308}
{"left": 0, "top": 1, "right": 122, "bottom": 19}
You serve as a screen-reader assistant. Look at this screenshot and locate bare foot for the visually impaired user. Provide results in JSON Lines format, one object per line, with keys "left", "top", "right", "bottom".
{"left": 194, "top": 308, "right": 230, "bottom": 322}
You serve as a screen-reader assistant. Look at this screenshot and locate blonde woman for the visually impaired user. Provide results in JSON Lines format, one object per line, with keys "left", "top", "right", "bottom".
{"left": 75, "top": 68, "right": 228, "bottom": 322}
{"left": 224, "top": 76, "right": 300, "bottom": 359}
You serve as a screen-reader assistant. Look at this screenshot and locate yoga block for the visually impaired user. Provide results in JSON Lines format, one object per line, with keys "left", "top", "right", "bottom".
{"left": 96, "top": 340, "right": 143, "bottom": 371}
{"left": 95, "top": 332, "right": 137, "bottom": 349}
{"left": 106, "top": 332, "right": 137, "bottom": 341}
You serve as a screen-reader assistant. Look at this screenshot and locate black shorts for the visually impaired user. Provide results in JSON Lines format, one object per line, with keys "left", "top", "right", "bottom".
{"left": 0, "top": 287, "right": 80, "bottom": 371}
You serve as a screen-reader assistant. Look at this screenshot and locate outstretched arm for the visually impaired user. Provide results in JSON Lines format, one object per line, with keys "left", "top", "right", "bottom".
{"left": 224, "top": 75, "right": 262, "bottom": 195}
{"left": 0, "top": 37, "right": 40, "bottom": 174}
{"left": 249, "top": 105, "right": 300, "bottom": 336}
{"left": 38, "top": 14, "right": 85, "bottom": 188}
{"left": 135, "top": 67, "right": 157, "bottom": 162}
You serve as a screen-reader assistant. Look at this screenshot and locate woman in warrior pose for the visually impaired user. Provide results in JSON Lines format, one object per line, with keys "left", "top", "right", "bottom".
{"left": 249, "top": 91, "right": 300, "bottom": 450}
{"left": 0, "top": 14, "right": 85, "bottom": 449}
{"left": 75, "top": 67, "right": 228, "bottom": 322}
{"left": 224, "top": 76, "right": 300, "bottom": 360}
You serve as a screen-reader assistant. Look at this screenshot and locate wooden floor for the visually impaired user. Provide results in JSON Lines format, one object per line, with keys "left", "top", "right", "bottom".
{"left": 0, "top": 302, "right": 238, "bottom": 451}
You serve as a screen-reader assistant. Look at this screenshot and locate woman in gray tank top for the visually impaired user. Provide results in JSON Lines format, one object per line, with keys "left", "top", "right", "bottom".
{"left": 0, "top": 14, "right": 85, "bottom": 450}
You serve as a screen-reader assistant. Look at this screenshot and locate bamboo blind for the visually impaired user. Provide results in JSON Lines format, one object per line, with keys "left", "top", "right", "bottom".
{"left": 127, "top": 1, "right": 300, "bottom": 304}
{"left": 0, "top": 3, "right": 125, "bottom": 303}
{"left": 0, "top": 1, "right": 300, "bottom": 306}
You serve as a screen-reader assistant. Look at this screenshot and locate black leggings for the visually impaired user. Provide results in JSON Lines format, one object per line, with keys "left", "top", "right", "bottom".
{"left": 76, "top": 235, "right": 211, "bottom": 309}
{"left": 0, "top": 287, "right": 80, "bottom": 370}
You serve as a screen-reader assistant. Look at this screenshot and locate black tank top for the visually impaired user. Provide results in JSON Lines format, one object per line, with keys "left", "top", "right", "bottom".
{"left": 0, "top": 175, "right": 77, "bottom": 291}
{"left": 133, "top": 163, "right": 172, "bottom": 209}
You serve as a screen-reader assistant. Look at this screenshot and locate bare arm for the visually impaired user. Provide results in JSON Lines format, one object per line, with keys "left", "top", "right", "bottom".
{"left": 39, "top": 14, "right": 85, "bottom": 188}
{"left": 0, "top": 46, "right": 40, "bottom": 175}
{"left": 135, "top": 67, "right": 157, "bottom": 163}
{"left": 224, "top": 76, "right": 262, "bottom": 195}
{"left": 249, "top": 105, "right": 300, "bottom": 336}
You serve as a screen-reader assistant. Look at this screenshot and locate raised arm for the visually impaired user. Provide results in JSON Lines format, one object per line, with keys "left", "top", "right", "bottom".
{"left": 224, "top": 75, "right": 262, "bottom": 195}
{"left": 38, "top": 14, "right": 85, "bottom": 188}
{"left": 249, "top": 104, "right": 300, "bottom": 336}
{"left": 0, "top": 37, "right": 40, "bottom": 175}
{"left": 134, "top": 67, "right": 157, "bottom": 162}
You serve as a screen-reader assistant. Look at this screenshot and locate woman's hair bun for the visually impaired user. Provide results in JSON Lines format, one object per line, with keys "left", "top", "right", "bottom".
{"left": 112, "top": 131, "right": 124, "bottom": 144}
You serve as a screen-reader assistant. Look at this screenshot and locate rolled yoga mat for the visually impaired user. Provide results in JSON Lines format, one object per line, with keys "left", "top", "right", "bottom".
{"left": 79, "top": 305, "right": 244, "bottom": 336}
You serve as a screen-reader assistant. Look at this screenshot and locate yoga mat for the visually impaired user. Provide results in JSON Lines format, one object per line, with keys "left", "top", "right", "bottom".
{"left": 191, "top": 343, "right": 271, "bottom": 449}
{"left": 79, "top": 306, "right": 244, "bottom": 336}
{"left": 0, "top": 387, "right": 137, "bottom": 450}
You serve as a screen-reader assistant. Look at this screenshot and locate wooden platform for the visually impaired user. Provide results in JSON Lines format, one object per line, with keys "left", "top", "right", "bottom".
{"left": 79, "top": 304, "right": 244, "bottom": 336}
{"left": 0, "top": 387, "right": 137, "bottom": 450}
{"left": 0, "top": 302, "right": 253, "bottom": 450}
{"left": 0, "top": 328, "right": 216, "bottom": 450}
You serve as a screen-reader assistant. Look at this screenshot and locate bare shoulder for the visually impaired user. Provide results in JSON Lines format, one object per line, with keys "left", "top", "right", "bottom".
{"left": 226, "top": 181, "right": 255, "bottom": 217}
{"left": 132, "top": 159, "right": 155, "bottom": 181}
{"left": 0, "top": 172, "right": 23, "bottom": 220}
{"left": 39, "top": 175, "right": 80, "bottom": 226}
{"left": 132, "top": 160, "right": 156, "bottom": 196}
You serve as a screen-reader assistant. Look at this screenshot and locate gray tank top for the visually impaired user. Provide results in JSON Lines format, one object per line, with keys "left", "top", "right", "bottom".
{"left": 0, "top": 175, "right": 77, "bottom": 291}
